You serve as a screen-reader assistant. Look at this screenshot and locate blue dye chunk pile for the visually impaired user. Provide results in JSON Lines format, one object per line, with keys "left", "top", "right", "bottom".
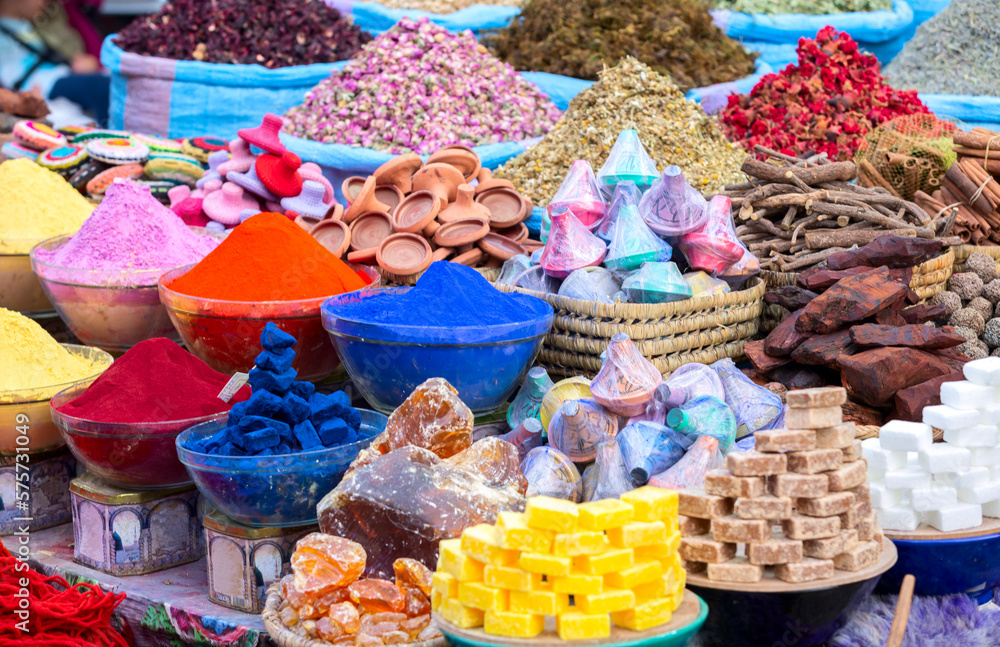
{"left": 185, "top": 322, "right": 361, "bottom": 456}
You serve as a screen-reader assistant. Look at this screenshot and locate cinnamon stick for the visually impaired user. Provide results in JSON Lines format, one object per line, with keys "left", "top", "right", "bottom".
{"left": 740, "top": 158, "right": 857, "bottom": 186}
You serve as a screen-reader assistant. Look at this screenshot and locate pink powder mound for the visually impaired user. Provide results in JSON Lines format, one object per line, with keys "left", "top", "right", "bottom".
{"left": 36, "top": 179, "right": 219, "bottom": 285}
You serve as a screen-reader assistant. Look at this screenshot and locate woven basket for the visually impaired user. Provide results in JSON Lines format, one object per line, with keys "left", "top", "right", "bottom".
{"left": 262, "top": 586, "right": 448, "bottom": 647}
{"left": 951, "top": 244, "right": 1000, "bottom": 274}
{"left": 493, "top": 278, "right": 766, "bottom": 379}
{"left": 854, "top": 424, "right": 944, "bottom": 442}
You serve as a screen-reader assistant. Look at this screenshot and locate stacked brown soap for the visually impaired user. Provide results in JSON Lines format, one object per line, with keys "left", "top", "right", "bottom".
{"left": 678, "top": 387, "right": 884, "bottom": 584}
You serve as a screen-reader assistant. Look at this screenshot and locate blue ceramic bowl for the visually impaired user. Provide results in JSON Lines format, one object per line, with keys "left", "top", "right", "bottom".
{"left": 877, "top": 532, "right": 1000, "bottom": 601}
{"left": 320, "top": 287, "right": 554, "bottom": 415}
{"left": 175, "top": 408, "right": 387, "bottom": 527}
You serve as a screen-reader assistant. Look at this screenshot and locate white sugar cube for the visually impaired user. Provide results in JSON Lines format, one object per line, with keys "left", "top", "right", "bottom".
{"left": 911, "top": 485, "right": 958, "bottom": 511}
{"left": 981, "top": 499, "right": 1000, "bottom": 518}
{"left": 924, "top": 503, "right": 982, "bottom": 532}
{"left": 885, "top": 467, "right": 931, "bottom": 490}
{"left": 941, "top": 381, "right": 997, "bottom": 409}
{"left": 869, "top": 469, "right": 885, "bottom": 484}
{"left": 877, "top": 506, "right": 920, "bottom": 531}
{"left": 922, "top": 405, "right": 981, "bottom": 430}
{"left": 993, "top": 466, "right": 1000, "bottom": 481}
{"left": 865, "top": 447, "right": 908, "bottom": 472}
{"left": 936, "top": 467, "right": 991, "bottom": 489}
{"left": 958, "top": 481, "right": 1000, "bottom": 504}
{"left": 943, "top": 425, "right": 1000, "bottom": 448}
{"left": 920, "top": 444, "right": 972, "bottom": 473}
{"left": 971, "top": 447, "right": 1000, "bottom": 466}
{"left": 880, "top": 420, "right": 934, "bottom": 451}
{"left": 980, "top": 404, "right": 1000, "bottom": 425}
{"left": 870, "top": 483, "right": 904, "bottom": 510}
{"left": 965, "top": 357, "right": 1000, "bottom": 386}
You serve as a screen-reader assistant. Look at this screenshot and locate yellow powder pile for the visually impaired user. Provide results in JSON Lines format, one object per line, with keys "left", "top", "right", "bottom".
{"left": 0, "top": 307, "right": 104, "bottom": 396}
{"left": 0, "top": 159, "right": 93, "bottom": 254}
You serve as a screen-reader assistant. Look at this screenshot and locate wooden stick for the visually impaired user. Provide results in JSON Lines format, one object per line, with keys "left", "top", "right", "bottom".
{"left": 777, "top": 247, "right": 846, "bottom": 271}
{"left": 804, "top": 228, "right": 917, "bottom": 249}
{"left": 753, "top": 145, "right": 811, "bottom": 166}
{"left": 741, "top": 157, "right": 857, "bottom": 186}
{"left": 780, "top": 206, "right": 797, "bottom": 230}
{"left": 859, "top": 159, "right": 903, "bottom": 198}
{"left": 886, "top": 575, "right": 916, "bottom": 647}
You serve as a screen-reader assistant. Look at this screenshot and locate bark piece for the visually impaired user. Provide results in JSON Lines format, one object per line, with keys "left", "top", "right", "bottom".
{"left": 764, "top": 310, "right": 814, "bottom": 358}
{"left": 891, "top": 372, "right": 965, "bottom": 422}
{"left": 839, "top": 347, "right": 956, "bottom": 406}
{"left": 769, "top": 365, "right": 840, "bottom": 390}
{"left": 826, "top": 235, "right": 943, "bottom": 270}
{"left": 849, "top": 324, "right": 966, "bottom": 350}
{"left": 764, "top": 286, "right": 819, "bottom": 311}
{"left": 842, "top": 400, "right": 885, "bottom": 427}
{"left": 791, "top": 329, "right": 856, "bottom": 368}
{"left": 797, "top": 268, "right": 908, "bottom": 334}
{"left": 900, "top": 303, "right": 952, "bottom": 325}
{"left": 797, "top": 266, "right": 872, "bottom": 292}
{"left": 745, "top": 340, "right": 792, "bottom": 373}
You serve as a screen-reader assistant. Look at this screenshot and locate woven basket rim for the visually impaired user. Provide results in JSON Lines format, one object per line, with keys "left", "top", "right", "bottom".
{"left": 952, "top": 244, "right": 1000, "bottom": 264}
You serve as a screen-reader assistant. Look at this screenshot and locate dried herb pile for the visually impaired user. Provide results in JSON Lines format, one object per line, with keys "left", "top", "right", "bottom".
{"left": 377, "top": 0, "right": 521, "bottom": 13}
{"left": 482, "top": 0, "right": 757, "bottom": 90}
{"left": 714, "top": 0, "right": 891, "bottom": 15}
{"left": 885, "top": 0, "right": 1000, "bottom": 96}
{"left": 720, "top": 27, "right": 928, "bottom": 162}
{"left": 114, "top": 0, "right": 371, "bottom": 67}
{"left": 494, "top": 58, "right": 745, "bottom": 204}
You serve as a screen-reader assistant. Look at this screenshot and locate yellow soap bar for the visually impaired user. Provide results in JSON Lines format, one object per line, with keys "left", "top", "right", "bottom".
{"left": 496, "top": 511, "right": 553, "bottom": 553}
{"left": 557, "top": 612, "right": 611, "bottom": 640}
{"left": 607, "top": 520, "right": 668, "bottom": 548}
{"left": 432, "top": 571, "right": 459, "bottom": 598}
{"left": 484, "top": 610, "right": 545, "bottom": 638}
{"left": 484, "top": 565, "right": 537, "bottom": 592}
{"left": 440, "top": 598, "right": 485, "bottom": 629}
{"left": 432, "top": 590, "right": 443, "bottom": 611}
{"left": 509, "top": 589, "right": 570, "bottom": 616}
{"left": 668, "top": 567, "right": 686, "bottom": 602}
{"left": 632, "top": 577, "right": 667, "bottom": 603}
{"left": 605, "top": 560, "right": 663, "bottom": 589}
{"left": 661, "top": 552, "right": 682, "bottom": 577}
{"left": 525, "top": 496, "right": 579, "bottom": 533}
{"left": 666, "top": 588, "right": 684, "bottom": 613}
{"left": 621, "top": 487, "right": 678, "bottom": 523}
{"left": 459, "top": 582, "right": 510, "bottom": 611}
{"left": 437, "top": 538, "right": 460, "bottom": 570}
{"left": 634, "top": 530, "right": 681, "bottom": 560}
{"left": 519, "top": 552, "right": 571, "bottom": 577}
{"left": 574, "top": 548, "right": 634, "bottom": 575}
{"left": 440, "top": 540, "right": 485, "bottom": 582}
{"left": 612, "top": 598, "right": 673, "bottom": 631}
{"left": 553, "top": 531, "right": 610, "bottom": 556}
{"left": 578, "top": 499, "right": 634, "bottom": 531}
{"left": 552, "top": 572, "right": 603, "bottom": 595}
{"left": 461, "top": 524, "right": 519, "bottom": 566}
{"left": 576, "top": 588, "right": 637, "bottom": 614}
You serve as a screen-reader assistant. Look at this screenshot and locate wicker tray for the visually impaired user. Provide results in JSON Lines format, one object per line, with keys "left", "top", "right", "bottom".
{"left": 262, "top": 585, "right": 447, "bottom": 647}
{"left": 951, "top": 244, "right": 1000, "bottom": 274}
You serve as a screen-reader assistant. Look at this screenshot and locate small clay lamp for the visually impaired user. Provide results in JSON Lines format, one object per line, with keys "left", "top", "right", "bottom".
{"left": 295, "top": 213, "right": 322, "bottom": 231}
{"left": 376, "top": 233, "right": 432, "bottom": 276}
{"left": 412, "top": 163, "right": 465, "bottom": 208}
{"left": 473, "top": 168, "right": 514, "bottom": 195}
{"left": 237, "top": 113, "right": 287, "bottom": 156}
{"left": 478, "top": 232, "right": 527, "bottom": 262}
{"left": 217, "top": 138, "right": 253, "bottom": 176}
{"left": 341, "top": 176, "right": 367, "bottom": 204}
{"left": 373, "top": 153, "right": 422, "bottom": 193}
{"left": 310, "top": 219, "right": 351, "bottom": 257}
{"left": 432, "top": 247, "right": 454, "bottom": 262}
{"left": 374, "top": 185, "right": 404, "bottom": 210}
{"left": 452, "top": 248, "right": 485, "bottom": 266}
{"left": 350, "top": 211, "right": 394, "bottom": 251}
{"left": 492, "top": 222, "right": 529, "bottom": 243}
{"left": 427, "top": 145, "right": 481, "bottom": 182}
{"left": 392, "top": 190, "right": 440, "bottom": 234}
{"left": 343, "top": 176, "right": 392, "bottom": 224}
{"left": 327, "top": 203, "right": 345, "bottom": 221}
{"left": 476, "top": 187, "right": 528, "bottom": 228}
{"left": 433, "top": 218, "right": 490, "bottom": 248}
{"left": 256, "top": 151, "right": 303, "bottom": 198}
{"left": 439, "top": 184, "right": 491, "bottom": 223}
{"left": 347, "top": 247, "right": 377, "bottom": 264}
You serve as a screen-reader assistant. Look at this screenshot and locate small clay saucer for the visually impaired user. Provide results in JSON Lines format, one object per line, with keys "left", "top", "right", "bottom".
{"left": 492, "top": 222, "right": 529, "bottom": 243}
{"left": 439, "top": 184, "right": 491, "bottom": 223}
{"left": 392, "top": 190, "right": 441, "bottom": 233}
{"left": 376, "top": 233, "right": 433, "bottom": 277}
{"left": 350, "top": 211, "right": 394, "bottom": 251}
{"left": 523, "top": 238, "right": 545, "bottom": 252}
{"left": 344, "top": 176, "right": 392, "bottom": 223}
{"left": 478, "top": 232, "right": 527, "bottom": 261}
{"left": 347, "top": 247, "right": 377, "bottom": 264}
{"left": 476, "top": 187, "right": 528, "bottom": 228}
{"left": 433, "top": 218, "right": 491, "bottom": 248}
{"left": 341, "top": 176, "right": 367, "bottom": 204}
{"left": 452, "top": 248, "right": 485, "bottom": 266}
{"left": 373, "top": 153, "right": 422, "bottom": 193}
{"left": 432, "top": 247, "right": 454, "bottom": 262}
{"left": 327, "top": 203, "right": 345, "bottom": 221}
{"left": 473, "top": 168, "right": 515, "bottom": 195}
{"left": 294, "top": 213, "right": 323, "bottom": 231}
{"left": 310, "top": 219, "right": 351, "bottom": 257}
{"left": 375, "top": 185, "right": 403, "bottom": 210}
{"left": 427, "top": 145, "right": 481, "bottom": 182}
{"left": 412, "top": 163, "right": 465, "bottom": 207}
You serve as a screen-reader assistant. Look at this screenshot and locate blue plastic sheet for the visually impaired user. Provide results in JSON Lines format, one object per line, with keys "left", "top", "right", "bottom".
{"left": 685, "top": 59, "right": 773, "bottom": 114}
{"left": 920, "top": 94, "right": 1000, "bottom": 132}
{"left": 350, "top": 1, "right": 520, "bottom": 34}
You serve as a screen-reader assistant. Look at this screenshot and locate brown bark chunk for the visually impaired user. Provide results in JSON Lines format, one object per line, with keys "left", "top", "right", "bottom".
{"left": 791, "top": 329, "right": 856, "bottom": 368}
{"left": 891, "top": 372, "right": 965, "bottom": 422}
{"left": 764, "top": 286, "right": 819, "bottom": 312}
{"left": 745, "top": 340, "right": 793, "bottom": 373}
{"left": 839, "top": 347, "right": 956, "bottom": 406}
{"left": 797, "top": 268, "right": 908, "bottom": 334}
{"left": 900, "top": 303, "right": 952, "bottom": 325}
{"left": 825, "top": 235, "right": 943, "bottom": 270}
{"left": 765, "top": 310, "right": 814, "bottom": 358}
{"left": 849, "top": 324, "right": 966, "bottom": 350}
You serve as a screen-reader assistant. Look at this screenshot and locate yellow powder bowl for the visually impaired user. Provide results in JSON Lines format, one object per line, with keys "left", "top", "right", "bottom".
{"left": 0, "top": 240, "right": 54, "bottom": 315}
{"left": 0, "top": 345, "right": 113, "bottom": 455}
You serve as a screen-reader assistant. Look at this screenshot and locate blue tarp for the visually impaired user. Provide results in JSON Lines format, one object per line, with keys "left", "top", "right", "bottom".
{"left": 350, "top": 1, "right": 519, "bottom": 34}
{"left": 920, "top": 94, "right": 1000, "bottom": 132}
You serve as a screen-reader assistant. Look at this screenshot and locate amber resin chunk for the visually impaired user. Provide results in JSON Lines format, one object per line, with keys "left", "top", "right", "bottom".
{"left": 394, "top": 558, "right": 434, "bottom": 596}
{"left": 815, "top": 423, "right": 856, "bottom": 449}
{"left": 833, "top": 540, "right": 881, "bottom": 572}
{"left": 786, "top": 387, "right": 847, "bottom": 409}
{"left": 679, "top": 536, "right": 737, "bottom": 564}
{"left": 786, "top": 406, "right": 842, "bottom": 430}
{"left": 747, "top": 538, "right": 803, "bottom": 565}
{"left": 787, "top": 449, "right": 843, "bottom": 474}
{"left": 678, "top": 515, "right": 712, "bottom": 536}
{"left": 678, "top": 490, "right": 734, "bottom": 519}
{"left": 754, "top": 429, "right": 817, "bottom": 453}
{"left": 706, "top": 557, "right": 763, "bottom": 583}
{"left": 349, "top": 579, "right": 406, "bottom": 614}
{"left": 796, "top": 492, "right": 855, "bottom": 517}
{"left": 292, "top": 534, "right": 368, "bottom": 596}
{"left": 734, "top": 495, "right": 793, "bottom": 520}
{"left": 769, "top": 473, "right": 829, "bottom": 499}
{"left": 775, "top": 558, "right": 835, "bottom": 583}
{"left": 711, "top": 516, "right": 769, "bottom": 543}
{"left": 783, "top": 515, "right": 841, "bottom": 540}
{"left": 704, "top": 471, "right": 766, "bottom": 498}
{"left": 385, "top": 377, "right": 474, "bottom": 459}
{"left": 727, "top": 451, "right": 788, "bottom": 477}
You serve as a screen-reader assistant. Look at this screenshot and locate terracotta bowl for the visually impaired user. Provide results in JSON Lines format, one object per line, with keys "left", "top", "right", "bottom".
{"left": 374, "top": 185, "right": 403, "bottom": 210}
{"left": 310, "top": 219, "right": 351, "bottom": 257}
{"left": 476, "top": 187, "right": 528, "bottom": 228}
{"left": 392, "top": 191, "right": 440, "bottom": 234}
{"left": 347, "top": 247, "right": 377, "bottom": 264}
{"left": 412, "top": 163, "right": 465, "bottom": 205}
{"left": 433, "top": 218, "right": 491, "bottom": 248}
{"left": 376, "top": 233, "right": 432, "bottom": 276}
{"left": 452, "top": 248, "right": 485, "bottom": 266}
{"left": 474, "top": 168, "right": 515, "bottom": 195}
{"left": 492, "top": 222, "right": 529, "bottom": 243}
{"left": 341, "top": 176, "right": 367, "bottom": 203}
{"left": 478, "top": 232, "right": 527, "bottom": 261}
{"left": 373, "top": 153, "right": 422, "bottom": 193}
{"left": 349, "top": 211, "right": 394, "bottom": 251}
{"left": 294, "top": 213, "right": 323, "bottom": 231}
{"left": 427, "top": 145, "right": 481, "bottom": 182}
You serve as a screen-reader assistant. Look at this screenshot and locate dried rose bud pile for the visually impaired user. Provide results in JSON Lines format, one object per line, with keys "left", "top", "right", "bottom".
{"left": 282, "top": 18, "right": 562, "bottom": 155}
{"left": 720, "top": 27, "right": 928, "bottom": 161}
{"left": 113, "top": 0, "right": 372, "bottom": 68}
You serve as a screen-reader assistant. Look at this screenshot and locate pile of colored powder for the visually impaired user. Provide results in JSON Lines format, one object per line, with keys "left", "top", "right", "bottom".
{"left": 283, "top": 17, "right": 562, "bottom": 155}
{"left": 166, "top": 212, "right": 367, "bottom": 301}
{"left": 0, "top": 307, "right": 104, "bottom": 395}
{"left": 33, "top": 179, "right": 219, "bottom": 285}
{"left": 55, "top": 338, "right": 250, "bottom": 424}
{"left": 0, "top": 159, "right": 93, "bottom": 253}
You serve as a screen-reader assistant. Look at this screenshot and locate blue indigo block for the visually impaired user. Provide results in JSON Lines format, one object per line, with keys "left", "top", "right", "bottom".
{"left": 330, "top": 391, "right": 351, "bottom": 409}
{"left": 275, "top": 443, "right": 291, "bottom": 455}
{"left": 288, "top": 380, "right": 315, "bottom": 401}
{"left": 245, "top": 389, "right": 284, "bottom": 418}
{"left": 219, "top": 441, "right": 244, "bottom": 456}
{"left": 310, "top": 393, "right": 349, "bottom": 426}
{"left": 244, "top": 428, "right": 280, "bottom": 452}
{"left": 225, "top": 425, "right": 246, "bottom": 449}
{"left": 260, "top": 322, "right": 296, "bottom": 352}
{"left": 281, "top": 393, "right": 311, "bottom": 425}
{"left": 318, "top": 418, "right": 350, "bottom": 445}
{"left": 255, "top": 447, "right": 275, "bottom": 456}
{"left": 202, "top": 428, "right": 230, "bottom": 453}
{"left": 237, "top": 415, "right": 272, "bottom": 434}
{"left": 227, "top": 400, "right": 250, "bottom": 427}
{"left": 255, "top": 346, "right": 296, "bottom": 373}
{"left": 344, "top": 406, "right": 361, "bottom": 432}
{"left": 249, "top": 366, "right": 296, "bottom": 393}
{"left": 293, "top": 420, "right": 322, "bottom": 450}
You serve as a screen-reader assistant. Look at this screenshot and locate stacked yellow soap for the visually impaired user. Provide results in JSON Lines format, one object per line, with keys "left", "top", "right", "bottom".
{"left": 432, "top": 487, "right": 684, "bottom": 641}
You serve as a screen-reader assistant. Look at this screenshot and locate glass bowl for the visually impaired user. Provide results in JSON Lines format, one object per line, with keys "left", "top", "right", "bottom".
{"left": 175, "top": 409, "right": 388, "bottom": 527}
{"left": 1, "top": 239, "right": 55, "bottom": 315}
{"left": 49, "top": 382, "right": 228, "bottom": 489}
{"left": 0, "top": 345, "right": 114, "bottom": 455}
{"left": 158, "top": 263, "right": 380, "bottom": 382}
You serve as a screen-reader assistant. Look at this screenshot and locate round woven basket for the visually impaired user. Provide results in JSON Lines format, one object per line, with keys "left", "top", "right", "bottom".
{"left": 951, "top": 244, "right": 1000, "bottom": 275}
{"left": 493, "top": 277, "right": 765, "bottom": 379}
{"left": 262, "top": 586, "right": 448, "bottom": 647}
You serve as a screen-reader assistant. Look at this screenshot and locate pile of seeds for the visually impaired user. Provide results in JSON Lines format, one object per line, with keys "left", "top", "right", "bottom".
{"left": 884, "top": 0, "right": 1000, "bottom": 96}
{"left": 714, "top": 0, "right": 892, "bottom": 15}
{"left": 484, "top": 0, "right": 756, "bottom": 89}
{"left": 494, "top": 57, "right": 745, "bottom": 203}
{"left": 377, "top": 0, "right": 521, "bottom": 13}
{"left": 114, "top": 0, "right": 371, "bottom": 67}
{"left": 283, "top": 18, "right": 561, "bottom": 155}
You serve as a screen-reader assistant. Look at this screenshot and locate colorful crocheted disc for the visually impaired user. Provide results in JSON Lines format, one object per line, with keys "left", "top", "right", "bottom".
{"left": 37, "top": 145, "right": 88, "bottom": 172}
{"left": 58, "top": 125, "right": 93, "bottom": 142}
{"left": 182, "top": 136, "right": 229, "bottom": 163}
{"left": 147, "top": 151, "right": 203, "bottom": 165}
{"left": 86, "top": 164, "right": 145, "bottom": 195}
{"left": 135, "top": 179, "right": 184, "bottom": 204}
{"left": 68, "top": 160, "right": 110, "bottom": 192}
{"left": 132, "top": 133, "right": 184, "bottom": 153}
{"left": 86, "top": 138, "right": 150, "bottom": 165}
{"left": 13, "top": 121, "right": 66, "bottom": 151}
{"left": 73, "top": 129, "right": 129, "bottom": 143}
{"left": 144, "top": 157, "right": 204, "bottom": 186}
{"left": 1, "top": 141, "right": 39, "bottom": 160}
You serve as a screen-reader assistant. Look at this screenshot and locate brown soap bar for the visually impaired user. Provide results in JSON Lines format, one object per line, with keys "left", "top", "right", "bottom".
{"left": 840, "top": 529, "right": 860, "bottom": 552}
{"left": 802, "top": 533, "right": 848, "bottom": 559}
{"left": 796, "top": 492, "right": 855, "bottom": 517}
{"left": 683, "top": 560, "right": 707, "bottom": 574}
{"left": 679, "top": 490, "right": 734, "bottom": 519}
{"left": 856, "top": 514, "right": 876, "bottom": 541}
{"left": 679, "top": 536, "right": 737, "bottom": 564}
{"left": 874, "top": 520, "right": 885, "bottom": 545}
{"left": 775, "top": 558, "right": 835, "bottom": 583}
{"left": 727, "top": 451, "right": 788, "bottom": 477}
{"left": 747, "top": 538, "right": 804, "bottom": 565}
{"left": 735, "top": 495, "right": 793, "bottom": 520}
{"left": 783, "top": 515, "right": 841, "bottom": 540}
{"left": 842, "top": 440, "right": 863, "bottom": 462}
{"left": 815, "top": 423, "right": 856, "bottom": 449}
{"left": 846, "top": 484, "right": 871, "bottom": 506}
{"left": 704, "top": 470, "right": 765, "bottom": 499}
{"left": 755, "top": 429, "right": 817, "bottom": 453}
{"left": 770, "top": 473, "right": 829, "bottom": 499}
{"left": 678, "top": 515, "right": 712, "bottom": 537}
{"left": 827, "top": 460, "right": 868, "bottom": 492}
{"left": 841, "top": 501, "right": 872, "bottom": 529}
{"left": 707, "top": 557, "right": 763, "bottom": 583}
{"left": 833, "top": 540, "right": 881, "bottom": 572}
{"left": 786, "top": 387, "right": 848, "bottom": 409}
{"left": 787, "top": 449, "right": 843, "bottom": 474}
{"left": 712, "top": 516, "right": 769, "bottom": 543}
{"left": 786, "top": 406, "right": 843, "bottom": 430}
